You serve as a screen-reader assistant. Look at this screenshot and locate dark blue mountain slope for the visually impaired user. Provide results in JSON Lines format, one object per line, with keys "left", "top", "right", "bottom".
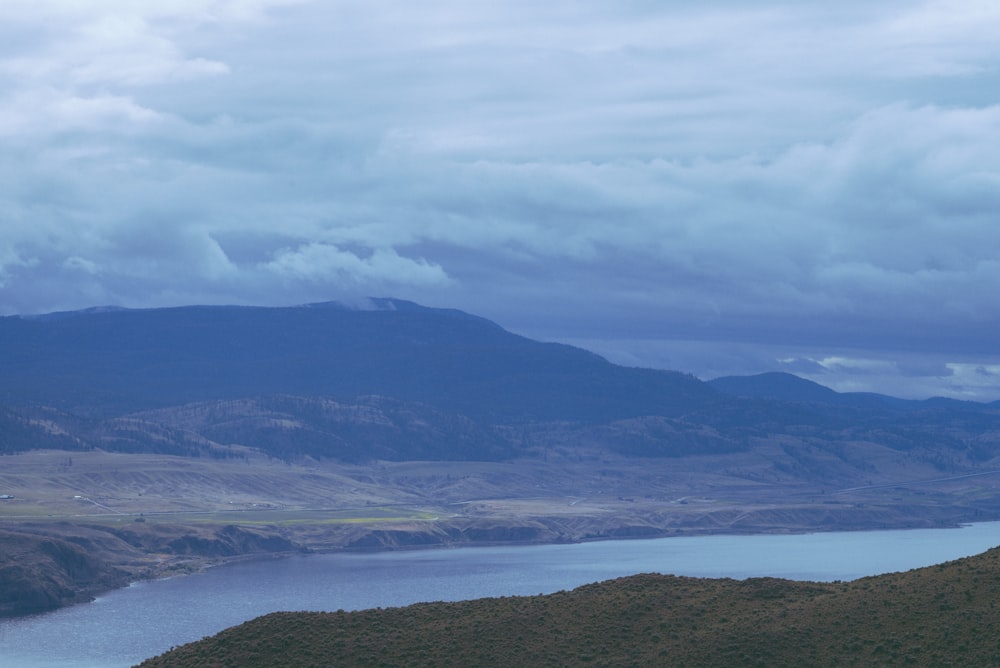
{"left": 709, "top": 372, "right": 920, "bottom": 410}
{"left": 0, "top": 300, "right": 718, "bottom": 423}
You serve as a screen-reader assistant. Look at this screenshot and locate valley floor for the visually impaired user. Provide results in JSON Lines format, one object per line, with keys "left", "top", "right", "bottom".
{"left": 2, "top": 449, "right": 1000, "bottom": 618}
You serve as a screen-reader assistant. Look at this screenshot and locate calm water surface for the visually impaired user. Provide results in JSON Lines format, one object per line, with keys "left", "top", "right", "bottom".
{"left": 2, "top": 522, "right": 999, "bottom": 668}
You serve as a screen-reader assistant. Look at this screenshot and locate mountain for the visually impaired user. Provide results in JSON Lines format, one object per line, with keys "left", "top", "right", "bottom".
{"left": 708, "top": 371, "right": 908, "bottom": 409}
{"left": 708, "top": 371, "right": 991, "bottom": 413}
{"left": 711, "top": 371, "right": 856, "bottom": 403}
{"left": 0, "top": 300, "right": 716, "bottom": 423}
{"left": 1, "top": 300, "right": 998, "bottom": 467}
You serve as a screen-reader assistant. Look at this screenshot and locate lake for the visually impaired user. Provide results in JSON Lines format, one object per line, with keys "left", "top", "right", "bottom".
{"left": 2, "top": 522, "right": 999, "bottom": 668}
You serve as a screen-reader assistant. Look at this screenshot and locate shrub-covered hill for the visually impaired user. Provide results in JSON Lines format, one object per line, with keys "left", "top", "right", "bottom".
{"left": 139, "top": 546, "right": 1000, "bottom": 667}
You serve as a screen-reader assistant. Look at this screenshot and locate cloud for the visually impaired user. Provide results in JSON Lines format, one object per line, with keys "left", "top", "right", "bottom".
{"left": 884, "top": 1, "right": 1000, "bottom": 75}
{"left": 0, "top": 1, "right": 308, "bottom": 24}
{"left": 1, "top": 1, "right": 999, "bottom": 399}
{"left": 262, "top": 243, "right": 450, "bottom": 288}
{"left": 945, "top": 363, "right": 1000, "bottom": 397}
{"left": 0, "top": 88, "right": 165, "bottom": 138}
{"left": 65, "top": 15, "right": 229, "bottom": 87}
{"left": 0, "top": 1, "right": 302, "bottom": 141}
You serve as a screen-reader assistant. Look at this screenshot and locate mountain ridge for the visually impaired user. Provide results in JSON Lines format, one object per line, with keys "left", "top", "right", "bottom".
{"left": 10, "top": 300, "right": 993, "bottom": 409}
{"left": 1, "top": 300, "right": 998, "bottom": 469}
{"left": 0, "top": 300, "right": 713, "bottom": 423}
{"left": 707, "top": 370, "right": 991, "bottom": 410}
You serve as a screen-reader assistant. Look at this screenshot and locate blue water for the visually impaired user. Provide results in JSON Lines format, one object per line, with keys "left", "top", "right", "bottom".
{"left": 2, "top": 523, "right": 999, "bottom": 668}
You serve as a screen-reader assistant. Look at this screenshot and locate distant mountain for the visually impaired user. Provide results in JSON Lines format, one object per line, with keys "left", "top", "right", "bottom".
{"left": 1, "top": 301, "right": 998, "bottom": 467}
{"left": 710, "top": 371, "right": 848, "bottom": 403}
{"left": 0, "top": 300, "right": 716, "bottom": 423}
{"left": 710, "top": 371, "right": 923, "bottom": 410}
{"left": 709, "top": 371, "right": 997, "bottom": 414}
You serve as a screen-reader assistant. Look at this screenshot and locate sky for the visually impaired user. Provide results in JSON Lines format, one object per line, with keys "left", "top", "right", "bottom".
{"left": 2, "top": 0, "right": 999, "bottom": 401}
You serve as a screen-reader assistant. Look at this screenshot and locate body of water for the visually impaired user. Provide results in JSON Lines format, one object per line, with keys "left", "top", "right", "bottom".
{"left": 2, "top": 522, "right": 999, "bottom": 668}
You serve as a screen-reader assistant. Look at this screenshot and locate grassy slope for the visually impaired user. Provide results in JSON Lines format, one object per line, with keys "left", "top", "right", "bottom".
{"left": 139, "top": 546, "right": 1000, "bottom": 667}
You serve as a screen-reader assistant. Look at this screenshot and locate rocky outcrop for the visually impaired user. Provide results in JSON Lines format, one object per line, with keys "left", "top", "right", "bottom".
{"left": 0, "top": 529, "right": 130, "bottom": 617}
{"left": 449, "top": 522, "right": 551, "bottom": 544}
{"left": 344, "top": 528, "right": 450, "bottom": 550}
{"left": 0, "top": 523, "right": 300, "bottom": 618}
{"left": 340, "top": 519, "right": 566, "bottom": 551}
{"left": 109, "top": 524, "right": 297, "bottom": 558}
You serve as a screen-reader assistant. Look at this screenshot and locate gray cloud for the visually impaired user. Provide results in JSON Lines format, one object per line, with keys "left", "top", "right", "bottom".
{"left": 2, "top": 0, "right": 1000, "bottom": 399}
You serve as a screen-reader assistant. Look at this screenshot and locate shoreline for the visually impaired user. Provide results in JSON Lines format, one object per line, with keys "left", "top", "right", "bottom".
{"left": 4, "top": 449, "right": 1000, "bottom": 621}
{"left": 2, "top": 510, "right": 987, "bottom": 621}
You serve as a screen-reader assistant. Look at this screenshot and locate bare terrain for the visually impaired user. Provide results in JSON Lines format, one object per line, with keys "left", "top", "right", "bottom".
{"left": 5, "top": 448, "right": 1000, "bottom": 535}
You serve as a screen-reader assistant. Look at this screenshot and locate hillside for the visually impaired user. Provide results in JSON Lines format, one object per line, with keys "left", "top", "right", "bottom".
{"left": 138, "top": 544, "right": 1000, "bottom": 667}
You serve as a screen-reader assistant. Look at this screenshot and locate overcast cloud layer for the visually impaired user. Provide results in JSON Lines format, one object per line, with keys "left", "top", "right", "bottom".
{"left": 2, "top": 1, "right": 999, "bottom": 400}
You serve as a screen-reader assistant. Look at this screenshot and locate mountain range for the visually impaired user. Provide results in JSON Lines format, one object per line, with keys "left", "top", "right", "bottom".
{"left": 3, "top": 299, "right": 1000, "bottom": 619}
{"left": 1, "top": 299, "right": 998, "bottom": 468}
{"left": 2, "top": 299, "right": 713, "bottom": 421}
